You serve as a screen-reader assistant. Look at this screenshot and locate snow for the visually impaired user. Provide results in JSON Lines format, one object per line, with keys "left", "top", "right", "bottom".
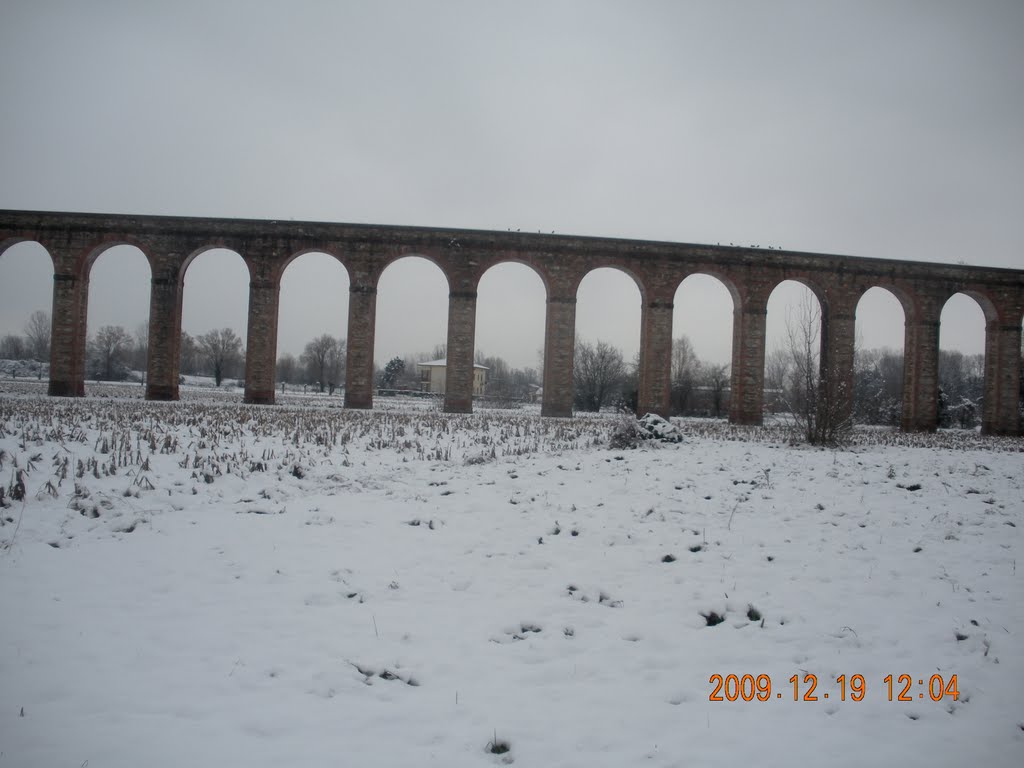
{"left": 1, "top": 388, "right": 1022, "bottom": 767}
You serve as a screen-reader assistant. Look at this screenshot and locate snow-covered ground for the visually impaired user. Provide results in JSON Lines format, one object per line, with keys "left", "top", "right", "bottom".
{"left": 1, "top": 389, "right": 1021, "bottom": 767}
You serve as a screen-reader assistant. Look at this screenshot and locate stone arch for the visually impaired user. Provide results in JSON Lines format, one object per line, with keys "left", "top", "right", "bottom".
{"left": 938, "top": 291, "right": 988, "bottom": 430}
{"left": 277, "top": 250, "right": 351, "bottom": 393}
{"left": 852, "top": 282, "right": 915, "bottom": 321}
{"left": 373, "top": 255, "right": 450, "bottom": 393}
{"left": 763, "top": 279, "right": 827, "bottom": 421}
{"left": 0, "top": 240, "right": 54, "bottom": 372}
{"left": 670, "top": 272, "right": 738, "bottom": 417}
{"left": 575, "top": 265, "right": 644, "bottom": 347}
{"left": 277, "top": 247, "right": 350, "bottom": 286}
{"left": 80, "top": 237, "right": 155, "bottom": 279}
{"left": 852, "top": 286, "right": 908, "bottom": 427}
{"left": 573, "top": 266, "right": 643, "bottom": 412}
{"left": 475, "top": 261, "right": 548, "bottom": 401}
{"left": 85, "top": 244, "right": 152, "bottom": 384}
{"left": 180, "top": 244, "right": 255, "bottom": 286}
{"left": 179, "top": 246, "right": 251, "bottom": 389}
{"left": 473, "top": 257, "right": 550, "bottom": 298}
{"left": 377, "top": 249, "right": 450, "bottom": 287}
{"left": 570, "top": 262, "right": 647, "bottom": 305}
{"left": 0, "top": 237, "right": 56, "bottom": 266}
{"left": 764, "top": 275, "right": 829, "bottom": 314}
{"left": 939, "top": 291, "right": 988, "bottom": 353}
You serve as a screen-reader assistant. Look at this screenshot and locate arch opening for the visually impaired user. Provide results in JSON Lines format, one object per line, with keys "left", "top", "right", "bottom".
{"left": 938, "top": 293, "right": 986, "bottom": 429}
{"left": 85, "top": 245, "right": 151, "bottom": 385}
{"left": 0, "top": 241, "right": 53, "bottom": 379}
{"left": 574, "top": 267, "right": 641, "bottom": 412}
{"left": 181, "top": 248, "right": 249, "bottom": 389}
{"left": 670, "top": 274, "right": 735, "bottom": 418}
{"left": 475, "top": 262, "right": 546, "bottom": 404}
{"left": 764, "top": 280, "right": 824, "bottom": 431}
{"left": 853, "top": 287, "right": 907, "bottom": 427}
{"left": 373, "top": 256, "right": 448, "bottom": 395}
{"left": 277, "top": 252, "right": 350, "bottom": 396}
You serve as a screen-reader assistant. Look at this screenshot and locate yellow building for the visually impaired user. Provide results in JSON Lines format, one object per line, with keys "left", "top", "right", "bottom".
{"left": 417, "top": 359, "right": 489, "bottom": 395}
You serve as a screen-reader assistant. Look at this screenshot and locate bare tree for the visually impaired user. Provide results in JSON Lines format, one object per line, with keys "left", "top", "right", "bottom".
{"left": 1, "top": 334, "right": 27, "bottom": 361}
{"left": 130, "top": 322, "right": 149, "bottom": 376}
{"left": 574, "top": 338, "right": 627, "bottom": 412}
{"left": 24, "top": 310, "right": 50, "bottom": 362}
{"left": 89, "top": 325, "right": 132, "bottom": 380}
{"left": 779, "top": 294, "right": 850, "bottom": 444}
{"left": 472, "top": 351, "right": 538, "bottom": 401}
{"left": 179, "top": 331, "right": 199, "bottom": 376}
{"left": 276, "top": 353, "right": 298, "bottom": 386}
{"left": 763, "top": 347, "right": 790, "bottom": 414}
{"left": 300, "top": 334, "right": 345, "bottom": 393}
{"left": 703, "top": 362, "right": 730, "bottom": 418}
{"left": 328, "top": 339, "right": 346, "bottom": 394}
{"left": 670, "top": 335, "right": 702, "bottom": 414}
{"left": 197, "top": 328, "right": 243, "bottom": 386}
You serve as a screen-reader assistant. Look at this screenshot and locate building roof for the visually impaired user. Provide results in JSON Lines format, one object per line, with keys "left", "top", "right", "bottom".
{"left": 417, "top": 358, "right": 489, "bottom": 370}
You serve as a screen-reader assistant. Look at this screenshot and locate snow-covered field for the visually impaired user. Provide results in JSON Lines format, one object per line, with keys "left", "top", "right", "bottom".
{"left": 1, "top": 388, "right": 1021, "bottom": 767}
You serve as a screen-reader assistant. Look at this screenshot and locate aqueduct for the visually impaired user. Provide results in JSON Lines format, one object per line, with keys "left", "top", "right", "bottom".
{"left": 1, "top": 209, "right": 1021, "bottom": 435}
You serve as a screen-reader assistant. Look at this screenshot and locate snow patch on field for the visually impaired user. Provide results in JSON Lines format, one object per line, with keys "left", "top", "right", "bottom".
{"left": 1, "top": 392, "right": 1022, "bottom": 767}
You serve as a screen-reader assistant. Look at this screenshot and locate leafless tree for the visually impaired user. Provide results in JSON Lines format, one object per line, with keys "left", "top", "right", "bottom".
{"left": 474, "top": 350, "right": 539, "bottom": 401}
{"left": 779, "top": 294, "right": 850, "bottom": 444}
{"left": 670, "top": 335, "right": 702, "bottom": 414}
{"left": 574, "top": 338, "right": 627, "bottom": 412}
{"left": 24, "top": 310, "right": 50, "bottom": 362}
{"left": 129, "top": 322, "right": 148, "bottom": 375}
{"left": 89, "top": 325, "right": 132, "bottom": 380}
{"left": 276, "top": 353, "right": 298, "bottom": 385}
{"left": 1, "top": 334, "right": 27, "bottom": 361}
{"left": 301, "top": 334, "right": 346, "bottom": 393}
{"left": 197, "top": 328, "right": 243, "bottom": 386}
{"left": 179, "top": 331, "right": 199, "bottom": 376}
{"left": 703, "top": 362, "right": 730, "bottom": 418}
{"left": 762, "top": 347, "right": 790, "bottom": 414}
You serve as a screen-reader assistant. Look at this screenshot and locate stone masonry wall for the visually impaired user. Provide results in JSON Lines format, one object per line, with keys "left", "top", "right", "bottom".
{"left": 1, "top": 209, "right": 1021, "bottom": 435}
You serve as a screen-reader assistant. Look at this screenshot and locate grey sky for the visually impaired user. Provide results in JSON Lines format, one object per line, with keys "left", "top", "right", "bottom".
{"left": 1, "top": 0, "right": 1021, "bottom": 371}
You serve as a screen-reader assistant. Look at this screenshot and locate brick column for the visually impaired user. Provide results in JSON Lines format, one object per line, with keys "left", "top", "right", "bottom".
{"left": 542, "top": 295, "right": 576, "bottom": 417}
{"left": 729, "top": 301, "right": 766, "bottom": 425}
{"left": 243, "top": 278, "right": 279, "bottom": 404}
{"left": 637, "top": 300, "right": 673, "bottom": 417}
{"left": 344, "top": 284, "right": 377, "bottom": 409}
{"left": 902, "top": 313, "right": 940, "bottom": 432}
{"left": 49, "top": 271, "right": 88, "bottom": 397}
{"left": 444, "top": 290, "right": 477, "bottom": 413}
{"left": 818, "top": 300, "right": 856, "bottom": 432}
{"left": 146, "top": 275, "right": 183, "bottom": 400}
{"left": 981, "top": 319, "right": 1022, "bottom": 436}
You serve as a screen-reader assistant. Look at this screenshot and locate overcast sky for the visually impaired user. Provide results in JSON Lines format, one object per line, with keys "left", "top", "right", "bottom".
{"left": 1, "top": 0, "right": 1022, "bottom": 371}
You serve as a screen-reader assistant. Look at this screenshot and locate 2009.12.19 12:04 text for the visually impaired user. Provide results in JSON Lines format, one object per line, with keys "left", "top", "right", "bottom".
{"left": 708, "top": 673, "right": 959, "bottom": 702}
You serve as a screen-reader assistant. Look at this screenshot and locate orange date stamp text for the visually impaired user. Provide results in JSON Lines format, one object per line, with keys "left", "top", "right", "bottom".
{"left": 708, "top": 673, "right": 959, "bottom": 702}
